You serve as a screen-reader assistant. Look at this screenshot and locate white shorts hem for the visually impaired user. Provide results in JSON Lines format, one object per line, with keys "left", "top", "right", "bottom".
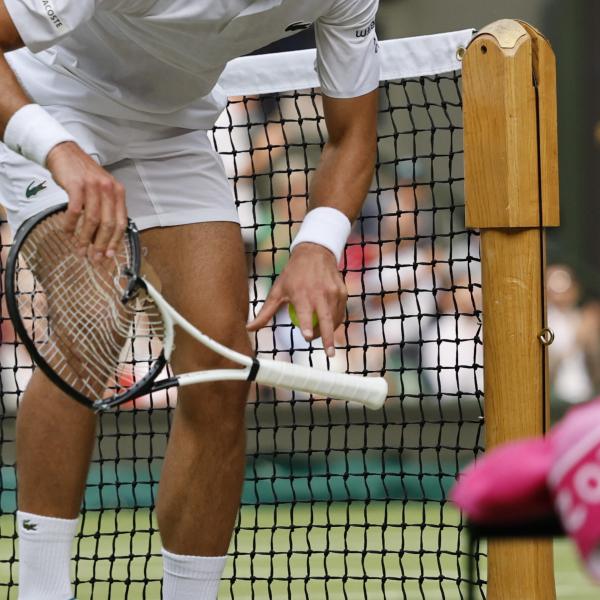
{"left": 9, "top": 193, "right": 66, "bottom": 232}
{"left": 134, "top": 208, "right": 240, "bottom": 231}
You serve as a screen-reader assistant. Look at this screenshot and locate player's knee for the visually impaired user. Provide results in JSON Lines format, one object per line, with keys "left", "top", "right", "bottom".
{"left": 170, "top": 318, "right": 253, "bottom": 375}
{"left": 176, "top": 377, "right": 249, "bottom": 438}
{"left": 170, "top": 317, "right": 252, "bottom": 431}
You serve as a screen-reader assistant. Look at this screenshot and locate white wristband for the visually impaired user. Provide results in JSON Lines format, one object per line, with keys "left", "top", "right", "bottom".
{"left": 290, "top": 206, "right": 352, "bottom": 264}
{"left": 4, "top": 104, "right": 77, "bottom": 167}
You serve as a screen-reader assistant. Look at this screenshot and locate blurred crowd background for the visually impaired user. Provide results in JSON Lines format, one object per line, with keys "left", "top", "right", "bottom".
{"left": 378, "top": 0, "right": 600, "bottom": 414}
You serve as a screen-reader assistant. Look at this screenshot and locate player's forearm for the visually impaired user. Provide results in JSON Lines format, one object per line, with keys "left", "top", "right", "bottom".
{"left": 0, "top": 0, "right": 29, "bottom": 135}
{"left": 308, "top": 90, "right": 378, "bottom": 222}
{"left": 309, "top": 133, "right": 376, "bottom": 223}
{"left": 289, "top": 91, "right": 377, "bottom": 263}
{"left": 0, "top": 2, "right": 77, "bottom": 166}
{"left": 0, "top": 58, "right": 78, "bottom": 167}
{"left": 0, "top": 53, "right": 30, "bottom": 136}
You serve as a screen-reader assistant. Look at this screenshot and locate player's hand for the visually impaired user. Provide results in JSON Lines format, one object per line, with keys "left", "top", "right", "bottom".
{"left": 46, "top": 141, "right": 127, "bottom": 261}
{"left": 247, "top": 243, "right": 347, "bottom": 357}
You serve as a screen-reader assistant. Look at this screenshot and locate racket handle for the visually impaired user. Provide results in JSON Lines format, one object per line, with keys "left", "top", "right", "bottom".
{"left": 255, "top": 359, "right": 387, "bottom": 410}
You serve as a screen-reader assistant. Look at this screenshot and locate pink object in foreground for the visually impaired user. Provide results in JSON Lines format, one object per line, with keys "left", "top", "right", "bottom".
{"left": 451, "top": 397, "right": 600, "bottom": 583}
{"left": 548, "top": 398, "right": 600, "bottom": 581}
{"left": 450, "top": 437, "right": 554, "bottom": 525}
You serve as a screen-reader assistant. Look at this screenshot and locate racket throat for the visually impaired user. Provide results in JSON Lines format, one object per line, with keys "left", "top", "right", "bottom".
{"left": 247, "top": 358, "right": 260, "bottom": 382}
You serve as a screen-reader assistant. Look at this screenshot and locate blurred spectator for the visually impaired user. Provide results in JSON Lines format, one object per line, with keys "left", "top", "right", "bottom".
{"left": 420, "top": 270, "right": 483, "bottom": 397}
{"left": 338, "top": 173, "right": 436, "bottom": 393}
{"left": 0, "top": 207, "right": 32, "bottom": 413}
{"left": 340, "top": 163, "right": 483, "bottom": 398}
{"left": 547, "top": 264, "right": 600, "bottom": 405}
{"left": 210, "top": 27, "right": 324, "bottom": 249}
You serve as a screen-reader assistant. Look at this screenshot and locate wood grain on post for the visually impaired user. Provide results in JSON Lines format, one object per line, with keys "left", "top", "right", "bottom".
{"left": 463, "top": 19, "right": 560, "bottom": 600}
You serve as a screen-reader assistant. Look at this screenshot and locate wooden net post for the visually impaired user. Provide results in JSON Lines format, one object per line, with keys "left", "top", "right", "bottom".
{"left": 463, "top": 19, "right": 560, "bottom": 600}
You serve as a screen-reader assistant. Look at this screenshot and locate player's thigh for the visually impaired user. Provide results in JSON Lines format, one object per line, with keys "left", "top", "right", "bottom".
{"left": 140, "top": 221, "right": 251, "bottom": 374}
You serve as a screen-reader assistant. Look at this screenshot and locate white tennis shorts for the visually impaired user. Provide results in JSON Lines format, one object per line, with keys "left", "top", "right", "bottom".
{"left": 0, "top": 105, "right": 239, "bottom": 232}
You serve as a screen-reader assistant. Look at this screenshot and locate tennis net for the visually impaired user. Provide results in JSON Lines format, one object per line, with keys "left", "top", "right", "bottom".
{"left": 0, "top": 29, "right": 483, "bottom": 599}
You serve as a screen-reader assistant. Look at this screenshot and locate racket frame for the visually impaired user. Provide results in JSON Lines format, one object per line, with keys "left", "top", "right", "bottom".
{"left": 5, "top": 203, "right": 168, "bottom": 410}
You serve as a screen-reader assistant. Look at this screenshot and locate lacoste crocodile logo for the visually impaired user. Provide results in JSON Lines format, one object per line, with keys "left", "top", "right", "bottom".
{"left": 22, "top": 520, "right": 37, "bottom": 531}
{"left": 26, "top": 180, "right": 47, "bottom": 198}
{"left": 286, "top": 21, "right": 311, "bottom": 32}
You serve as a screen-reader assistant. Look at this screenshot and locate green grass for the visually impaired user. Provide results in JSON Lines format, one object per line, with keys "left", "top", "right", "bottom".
{"left": 0, "top": 503, "right": 597, "bottom": 599}
{"left": 553, "top": 538, "right": 599, "bottom": 600}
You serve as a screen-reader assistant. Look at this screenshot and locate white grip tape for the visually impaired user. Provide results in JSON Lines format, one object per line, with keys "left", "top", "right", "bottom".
{"left": 290, "top": 207, "right": 351, "bottom": 264}
{"left": 3, "top": 104, "right": 77, "bottom": 166}
{"left": 255, "top": 359, "right": 387, "bottom": 410}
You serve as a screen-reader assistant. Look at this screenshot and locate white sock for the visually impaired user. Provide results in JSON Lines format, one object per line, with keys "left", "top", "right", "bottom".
{"left": 161, "top": 547, "right": 227, "bottom": 600}
{"left": 17, "top": 511, "right": 78, "bottom": 600}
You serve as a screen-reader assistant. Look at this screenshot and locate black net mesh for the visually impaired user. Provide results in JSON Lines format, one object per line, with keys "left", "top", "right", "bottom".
{"left": 0, "top": 71, "right": 485, "bottom": 598}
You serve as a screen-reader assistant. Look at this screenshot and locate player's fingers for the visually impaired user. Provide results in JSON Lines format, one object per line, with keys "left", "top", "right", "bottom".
{"left": 335, "top": 286, "right": 348, "bottom": 328}
{"left": 63, "top": 185, "right": 84, "bottom": 235}
{"left": 91, "top": 187, "right": 117, "bottom": 261}
{"left": 105, "top": 182, "right": 128, "bottom": 258}
{"left": 313, "top": 292, "right": 346, "bottom": 346}
{"left": 294, "top": 300, "right": 316, "bottom": 341}
{"left": 77, "top": 183, "right": 102, "bottom": 255}
{"left": 315, "top": 297, "right": 335, "bottom": 358}
{"left": 247, "top": 286, "right": 286, "bottom": 331}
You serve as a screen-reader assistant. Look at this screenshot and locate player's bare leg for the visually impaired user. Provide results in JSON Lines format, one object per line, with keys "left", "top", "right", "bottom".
{"left": 15, "top": 372, "right": 97, "bottom": 599}
{"left": 143, "top": 221, "right": 250, "bottom": 597}
{"left": 17, "top": 374, "right": 97, "bottom": 517}
{"left": 142, "top": 221, "right": 250, "bottom": 554}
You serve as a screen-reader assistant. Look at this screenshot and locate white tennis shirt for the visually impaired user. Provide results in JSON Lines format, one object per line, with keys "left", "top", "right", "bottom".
{"left": 4, "top": 0, "right": 380, "bottom": 128}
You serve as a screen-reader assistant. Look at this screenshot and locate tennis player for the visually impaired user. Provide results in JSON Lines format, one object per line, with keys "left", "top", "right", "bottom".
{"left": 0, "top": 1, "right": 379, "bottom": 598}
